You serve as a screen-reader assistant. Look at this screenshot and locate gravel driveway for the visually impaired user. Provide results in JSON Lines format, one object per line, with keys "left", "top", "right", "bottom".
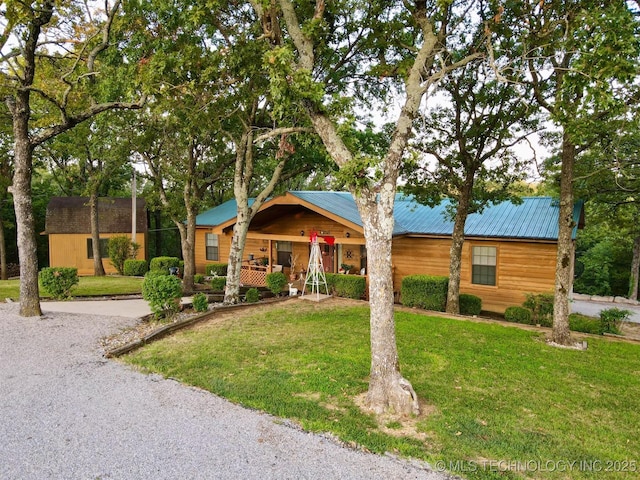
{"left": 0, "top": 303, "right": 449, "bottom": 480}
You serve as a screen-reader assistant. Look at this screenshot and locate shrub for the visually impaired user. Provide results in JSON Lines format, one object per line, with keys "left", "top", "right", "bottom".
{"left": 39, "top": 267, "right": 79, "bottom": 300}
{"left": 266, "top": 271, "right": 288, "bottom": 296}
{"left": 142, "top": 274, "right": 183, "bottom": 319}
{"left": 333, "top": 275, "right": 366, "bottom": 299}
{"left": 206, "top": 263, "right": 228, "bottom": 276}
{"left": 599, "top": 307, "right": 630, "bottom": 335}
{"left": 569, "top": 314, "right": 601, "bottom": 335}
{"left": 149, "top": 256, "right": 181, "bottom": 275}
{"left": 211, "top": 276, "right": 227, "bottom": 291}
{"left": 123, "top": 259, "right": 148, "bottom": 276}
{"left": 194, "top": 274, "right": 205, "bottom": 284}
{"left": 245, "top": 287, "right": 260, "bottom": 303}
{"left": 400, "top": 275, "right": 448, "bottom": 311}
{"left": 144, "top": 270, "right": 169, "bottom": 279}
{"left": 323, "top": 273, "right": 338, "bottom": 295}
{"left": 192, "top": 292, "right": 209, "bottom": 313}
{"left": 459, "top": 293, "right": 482, "bottom": 316}
{"left": 523, "top": 293, "right": 554, "bottom": 327}
{"left": 504, "top": 306, "right": 533, "bottom": 324}
{"left": 108, "top": 236, "right": 140, "bottom": 275}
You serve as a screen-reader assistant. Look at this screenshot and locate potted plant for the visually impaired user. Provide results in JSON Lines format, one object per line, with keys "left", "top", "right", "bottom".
{"left": 340, "top": 263, "right": 353, "bottom": 274}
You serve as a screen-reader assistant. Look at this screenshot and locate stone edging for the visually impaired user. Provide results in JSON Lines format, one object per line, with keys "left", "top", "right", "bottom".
{"left": 572, "top": 293, "right": 639, "bottom": 306}
{"left": 105, "top": 296, "right": 291, "bottom": 358}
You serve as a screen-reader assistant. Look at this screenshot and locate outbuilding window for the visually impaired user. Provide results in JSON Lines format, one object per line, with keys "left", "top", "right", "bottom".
{"left": 87, "top": 238, "right": 109, "bottom": 259}
{"left": 472, "top": 246, "right": 497, "bottom": 286}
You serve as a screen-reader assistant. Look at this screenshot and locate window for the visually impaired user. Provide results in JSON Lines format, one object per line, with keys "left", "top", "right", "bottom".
{"left": 87, "top": 238, "right": 109, "bottom": 259}
{"left": 276, "top": 241, "right": 292, "bottom": 267}
{"left": 205, "top": 234, "right": 219, "bottom": 261}
{"left": 472, "top": 246, "right": 497, "bottom": 286}
{"left": 360, "top": 245, "right": 367, "bottom": 271}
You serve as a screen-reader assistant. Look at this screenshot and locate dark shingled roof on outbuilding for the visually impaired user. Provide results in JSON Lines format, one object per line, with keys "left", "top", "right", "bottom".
{"left": 45, "top": 197, "right": 147, "bottom": 234}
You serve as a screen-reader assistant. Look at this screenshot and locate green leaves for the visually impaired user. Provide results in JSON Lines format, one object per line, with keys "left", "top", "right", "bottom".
{"left": 264, "top": 46, "right": 325, "bottom": 119}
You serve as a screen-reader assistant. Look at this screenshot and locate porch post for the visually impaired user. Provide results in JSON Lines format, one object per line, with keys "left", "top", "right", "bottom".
{"left": 269, "top": 239, "right": 273, "bottom": 272}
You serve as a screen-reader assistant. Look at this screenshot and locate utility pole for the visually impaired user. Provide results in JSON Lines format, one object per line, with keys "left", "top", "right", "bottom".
{"left": 131, "top": 170, "right": 137, "bottom": 244}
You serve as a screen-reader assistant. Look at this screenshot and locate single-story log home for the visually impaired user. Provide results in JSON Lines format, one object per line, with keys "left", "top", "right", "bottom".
{"left": 195, "top": 191, "right": 584, "bottom": 313}
{"left": 44, "top": 197, "right": 147, "bottom": 275}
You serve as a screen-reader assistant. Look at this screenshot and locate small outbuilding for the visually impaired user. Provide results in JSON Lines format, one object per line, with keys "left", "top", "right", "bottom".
{"left": 44, "top": 197, "right": 147, "bottom": 275}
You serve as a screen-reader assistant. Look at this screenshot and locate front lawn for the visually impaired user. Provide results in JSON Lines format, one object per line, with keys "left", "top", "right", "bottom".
{"left": 0, "top": 275, "right": 144, "bottom": 300}
{"left": 123, "top": 300, "right": 640, "bottom": 480}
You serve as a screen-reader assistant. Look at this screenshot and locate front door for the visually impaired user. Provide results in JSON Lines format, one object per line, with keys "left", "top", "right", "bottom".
{"left": 321, "top": 244, "right": 334, "bottom": 273}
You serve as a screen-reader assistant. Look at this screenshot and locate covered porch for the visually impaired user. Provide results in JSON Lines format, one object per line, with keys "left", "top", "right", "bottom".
{"left": 239, "top": 232, "right": 367, "bottom": 288}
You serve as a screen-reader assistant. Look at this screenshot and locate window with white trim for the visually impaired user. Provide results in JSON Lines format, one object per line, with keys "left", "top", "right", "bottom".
{"left": 205, "top": 233, "right": 219, "bottom": 261}
{"left": 472, "top": 246, "right": 497, "bottom": 286}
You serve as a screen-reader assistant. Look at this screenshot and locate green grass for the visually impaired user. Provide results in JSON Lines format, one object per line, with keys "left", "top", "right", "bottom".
{"left": 0, "top": 275, "right": 144, "bottom": 300}
{"left": 123, "top": 302, "right": 640, "bottom": 480}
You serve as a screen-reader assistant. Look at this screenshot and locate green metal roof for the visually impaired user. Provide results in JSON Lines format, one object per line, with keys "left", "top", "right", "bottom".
{"left": 195, "top": 198, "right": 255, "bottom": 226}
{"left": 196, "top": 192, "right": 583, "bottom": 240}
{"left": 393, "top": 195, "right": 583, "bottom": 240}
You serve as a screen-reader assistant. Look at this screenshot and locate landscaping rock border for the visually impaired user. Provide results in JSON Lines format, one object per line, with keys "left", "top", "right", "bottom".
{"left": 105, "top": 296, "right": 291, "bottom": 358}
{"left": 572, "top": 292, "right": 640, "bottom": 306}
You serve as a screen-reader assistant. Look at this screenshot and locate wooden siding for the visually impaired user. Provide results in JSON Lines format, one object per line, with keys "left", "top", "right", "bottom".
{"left": 196, "top": 210, "right": 365, "bottom": 275}
{"left": 392, "top": 236, "right": 558, "bottom": 313}
{"left": 197, "top": 210, "right": 559, "bottom": 313}
{"left": 48, "top": 233, "right": 147, "bottom": 276}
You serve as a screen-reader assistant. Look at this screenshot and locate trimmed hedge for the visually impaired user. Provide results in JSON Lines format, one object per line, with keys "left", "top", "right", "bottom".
{"left": 206, "top": 263, "right": 228, "bottom": 276}
{"left": 193, "top": 273, "right": 205, "bottom": 284}
{"left": 39, "top": 267, "right": 79, "bottom": 300}
{"left": 401, "top": 275, "right": 448, "bottom": 311}
{"left": 523, "top": 293, "right": 554, "bottom": 327}
{"left": 323, "top": 273, "right": 367, "bottom": 299}
{"left": 149, "top": 256, "right": 181, "bottom": 274}
{"left": 192, "top": 292, "right": 209, "bottom": 312}
{"left": 245, "top": 287, "right": 260, "bottom": 303}
{"left": 142, "top": 273, "right": 183, "bottom": 319}
{"left": 266, "top": 271, "right": 288, "bottom": 296}
{"left": 459, "top": 293, "right": 482, "bottom": 316}
{"left": 211, "top": 276, "right": 227, "bottom": 291}
{"left": 123, "top": 259, "right": 148, "bottom": 276}
{"left": 504, "top": 306, "right": 533, "bottom": 324}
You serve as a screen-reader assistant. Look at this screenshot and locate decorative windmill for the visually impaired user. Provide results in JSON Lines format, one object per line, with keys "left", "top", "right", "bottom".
{"left": 301, "top": 232, "right": 330, "bottom": 300}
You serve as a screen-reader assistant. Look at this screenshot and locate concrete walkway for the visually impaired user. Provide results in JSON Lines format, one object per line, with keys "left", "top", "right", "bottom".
{"left": 571, "top": 294, "right": 640, "bottom": 324}
{"left": 40, "top": 295, "right": 640, "bottom": 323}
{"left": 40, "top": 297, "right": 157, "bottom": 318}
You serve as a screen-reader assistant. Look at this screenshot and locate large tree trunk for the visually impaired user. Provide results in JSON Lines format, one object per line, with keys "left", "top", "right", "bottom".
{"left": 11, "top": 96, "right": 42, "bottom": 316}
{"left": 224, "top": 204, "right": 251, "bottom": 305}
{"left": 552, "top": 133, "right": 576, "bottom": 345}
{"left": 0, "top": 205, "right": 7, "bottom": 281}
{"left": 446, "top": 179, "right": 474, "bottom": 314}
{"left": 630, "top": 234, "right": 640, "bottom": 301}
{"left": 89, "top": 193, "right": 106, "bottom": 276}
{"left": 6, "top": 3, "right": 53, "bottom": 317}
{"left": 223, "top": 127, "right": 287, "bottom": 305}
{"left": 356, "top": 190, "right": 420, "bottom": 416}
{"left": 180, "top": 208, "right": 197, "bottom": 294}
